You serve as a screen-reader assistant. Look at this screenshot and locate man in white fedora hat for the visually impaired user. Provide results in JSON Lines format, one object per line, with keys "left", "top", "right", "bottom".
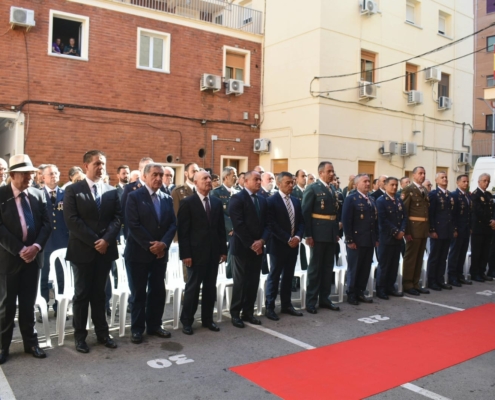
{"left": 0, "top": 154, "right": 51, "bottom": 364}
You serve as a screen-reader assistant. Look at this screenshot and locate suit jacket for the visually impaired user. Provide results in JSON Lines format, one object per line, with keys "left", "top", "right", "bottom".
{"left": 258, "top": 187, "right": 276, "bottom": 199}
{"left": 401, "top": 183, "right": 429, "bottom": 239}
{"left": 63, "top": 180, "right": 122, "bottom": 264}
{"left": 267, "top": 192, "right": 304, "bottom": 255}
{"left": 115, "top": 184, "right": 124, "bottom": 201}
{"left": 121, "top": 180, "right": 144, "bottom": 238}
{"left": 451, "top": 188, "right": 471, "bottom": 238}
{"left": 0, "top": 185, "right": 51, "bottom": 274}
{"left": 43, "top": 186, "right": 69, "bottom": 253}
{"left": 124, "top": 187, "right": 176, "bottom": 263}
{"left": 376, "top": 194, "right": 407, "bottom": 246}
{"left": 228, "top": 189, "right": 270, "bottom": 257}
{"left": 210, "top": 185, "right": 237, "bottom": 240}
{"left": 471, "top": 188, "right": 494, "bottom": 235}
{"left": 370, "top": 189, "right": 385, "bottom": 201}
{"left": 428, "top": 188, "right": 455, "bottom": 240}
{"left": 342, "top": 191, "right": 378, "bottom": 247}
{"left": 177, "top": 193, "right": 227, "bottom": 266}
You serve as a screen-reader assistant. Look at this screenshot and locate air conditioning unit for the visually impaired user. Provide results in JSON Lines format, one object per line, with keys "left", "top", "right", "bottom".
{"left": 438, "top": 96, "right": 452, "bottom": 110}
{"left": 401, "top": 142, "right": 417, "bottom": 157}
{"left": 225, "top": 79, "right": 244, "bottom": 96}
{"left": 379, "top": 141, "right": 399, "bottom": 155}
{"left": 359, "top": 81, "right": 377, "bottom": 99}
{"left": 408, "top": 90, "right": 423, "bottom": 105}
{"left": 253, "top": 138, "right": 271, "bottom": 153}
{"left": 200, "top": 74, "right": 221, "bottom": 92}
{"left": 458, "top": 152, "right": 470, "bottom": 165}
{"left": 425, "top": 67, "right": 441, "bottom": 82}
{"left": 361, "top": 0, "right": 378, "bottom": 14}
{"left": 10, "top": 7, "right": 35, "bottom": 29}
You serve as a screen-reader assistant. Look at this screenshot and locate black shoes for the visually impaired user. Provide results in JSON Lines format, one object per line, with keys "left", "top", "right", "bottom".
{"left": 347, "top": 295, "right": 359, "bottom": 305}
{"left": 428, "top": 283, "right": 442, "bottom": 291}
{"left": 377, "top": 291, "right": 389, "bottom": 300}
{"left": 0, "top": 349, "right": 9, "bottom": 364}
{"left": 281, "top": 306, "right": 304, "bottom": 316}
{"left": 24, "top": 345, "right": 46, "bottom": 359}
{"left": 306, "top": 306, "right": 318, "bottom": 314}
{"left": 131, "top": 333, "right": 143, "bottom": 344}
{"left": 231, "top": 317, "right": 245, "bottom": 328}
{"left": 388, "top": 290, "right": 404, "bottom": 297}
{"left": 202, "top": 322, "right": 220, "bottom": 332}
{"left": 472, "top": 275, "right": 485, "bottom": 283}
{"left": 75, "top": 340, "right": 90, "bottom": 354}
{"left": 182, "top": 325, "right": 194, "bottom": 335}
{"left": 265, "top": 309, "right": 280, "bottom": 321}
{"left": 448, "top": 279, "right": 462, "bottom": 287}
{"left": 319, "top": 302, "right": 341, "bottom": 311}
{"left": 439, "top": 283, "right": 452, "bottom": 290}
{"left": 357, "top": 294, "right": 373, "bottom": 304}
{"left": 459, "top": 277, "right": 472, "bottom": 285}
{"left": 417, "top": 287, "right": 430, "bottom": 294}
{"left": 481, "top": 274, "right": 494, "bottom": 282}
{"left": 241, "top": 315, "right": 262, "bottom": 325}
{"left": 148, "top": 328, "right": 172, "bottom": 338}
{"left": 97, "top": 336, "right": 118, "bottom": 349}
{"left": 405, "top": 288, "right": 420, "bottom": 296}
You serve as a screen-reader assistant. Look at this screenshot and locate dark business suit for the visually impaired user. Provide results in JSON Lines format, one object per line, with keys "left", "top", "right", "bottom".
{"left": 370, "top": 188, "right": 385, "bottom": 202}
{"left": 448, "top": 189, "right": 471, "bottom": 281}
{"left": 228, "top": 189, "right": 270, "bottom": 318}
{"left": 125, "top": 187, "right": 176, "bottom": 334}
{"left": 0, "top": 184, "right": 51, "bottom": 351}
{"left": 63, "top": 180, "right": 122, "bottom": 342}
{"left": 178, "top": 193, "right": 227, "bottom": 326}
{"left": 121, "top": 180, "right": 144, "bottom": 239}
{"left": 470, "top": 188, "right": 494, "bottom": 279}
{"left": 265, "top": 192, "right": 305, "bottom": 310}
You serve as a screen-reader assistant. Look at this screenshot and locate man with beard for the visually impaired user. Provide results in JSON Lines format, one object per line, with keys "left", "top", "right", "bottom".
{"left": 115, "top": 165, "right": 130, "bottom": 200}
{"left": 171, "top": 163, "right": 200, "bottom": 215}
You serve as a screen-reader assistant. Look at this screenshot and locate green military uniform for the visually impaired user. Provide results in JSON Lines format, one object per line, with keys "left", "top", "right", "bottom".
{"left": 401, "top": 182, "right": 430, "bottom": 291}
{"left": 302, "top": 179, "right": 340, "bottom": 308}
{"left": 211, "top": 184, "right": 237, "bottom": 278}
{"left": 292, "top": 185, "right": 304, "bottom": 201}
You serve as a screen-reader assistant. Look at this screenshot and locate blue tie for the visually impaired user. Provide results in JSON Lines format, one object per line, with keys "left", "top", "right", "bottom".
{"left": 93, "top": 184, "right": 101, "bottom": 211}
{"left": 152, "top": 192, "right": 161, "bottom": 220}
{"left": 19, "top": 192, "right": 36, "bottom": 244}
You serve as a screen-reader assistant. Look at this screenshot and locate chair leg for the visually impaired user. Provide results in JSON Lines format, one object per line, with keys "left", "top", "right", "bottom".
{"left": 58, "top": 298, "right": 68, "bottom": 346}
{"left": 225, "top": 286, "right": 233, "bottom": 310}
{"left": 86, "top": 304, "right": 92, "bottom": 330}
{"left": 110, "top": 294, "right": 118, "bottom": 327}
{"left": 119, "top": 292, "right": 128, "bottom": 337}
{"left": 216, "top": 284, "right": 224, "bottom": 323}
{"left": 300, "top": 274, "right": 306, "bottom": 310}
{"left": 421, "top": 260, "right": 428, "bottom": 288}
{"left": 173, "top": 287, "right": 182, "bottom": 330}
{"left": 256, "top": 287, "right": 263, "bottom": 316}
{"left": 397, "top": 261, "right": 403, "bottom": 293}
{"left": 338, "top": 270, "right": 345, "bottom": 303}
{"left": 38, "top": 299, "right": 51, "bottom": 348}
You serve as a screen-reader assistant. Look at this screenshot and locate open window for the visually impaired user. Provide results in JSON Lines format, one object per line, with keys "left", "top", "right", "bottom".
{"left": 361, "top": 50, "right": 376, "bottom": 83}
{"left": 48, "top": 10, "right": 89, "bottom": 61}
{"left": 223, "top": 46, "right": 251, "bottom": 86}
{"left": 405, "top": 63, "right": 418, "bottom": 91}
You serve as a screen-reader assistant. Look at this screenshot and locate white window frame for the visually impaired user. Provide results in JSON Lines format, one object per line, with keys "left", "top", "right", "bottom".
{"left": 136, "top": 28, "right": 171, "bottom": 74}
{"left": 406, "top": 2, "right": 415, "bottom": 24}
{"left": 47, "top": 10, "right": 89, "bottom": 62}
{"left": 223, "top": 45, "right": 251, "bottom": 87}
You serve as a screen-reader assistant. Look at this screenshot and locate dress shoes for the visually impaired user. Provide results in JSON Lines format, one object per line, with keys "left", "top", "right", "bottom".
{"left": 202, "top": 322, "right": 220, "bottom": 332}
{"left": 448, "top": 279, "right": 462, "bottom": 287}
{"left": 439, "top": 283, "right": 452, "bottom": 290}
{"left": 131, "top": 333, "right": 143, "bottom": 344}
{"left": 376, "top": 291, "right": 389, "bottom": 300}
{"left": 487, "top": 271, "right": 495, "bottom": 278}
{"left": 472, "top": 275, "right": 485, "bottom": 283}
{"left": 281, "top": 306, "right": 304, "bottom": 316}
{"left": 417, "top": 287, "right": 430, "bottom": 294}
{"left": 241, "top": 315, "right": 262, "bottom": 325}
{"left": 148, "top": 328, "right": 172, "bottom": 339}
{"left": 75, "top": 341, "right": 90, "bottom": 354}
{"left": 97, "top": 336, "right": 118, "bottom": 349}
{"left": 24, "top": 345, "right": 46, "bottom": 359}
{"left": 405, "top": 288, "right": 420, "bottom": 296}
{"left": 265, "top": 309, "right": 280, "bottom": 321}
{"left": 428, "top": 283, "right": 442, "bottom": 291}
{"left": 182, "top": 325, "right": 194, "bottom": 335}
{"left": 231, "top": 317, "right": 245, "bottom": 328}
{"left": 319, "top": 302, "right": 340, "bottom": 311}
{"left": 347, "top": 295, "right": 359, "bottom": 305}
{"left": 481, "top": 274, "right": 494, "bottom": 282}
{"left": 306, "top": 306, "right": 318, "bottom": 314}
{"left": 0, "top": 349, "right": 9, "bottom": 365}
{"left": 459, "top": 277, "right": 472, "bottom": 285}
{"left": 357, "top": 294, "right": 373, "bottom": 303}
{"left": 388, "top": 290, "right": 404, "bottom": 297}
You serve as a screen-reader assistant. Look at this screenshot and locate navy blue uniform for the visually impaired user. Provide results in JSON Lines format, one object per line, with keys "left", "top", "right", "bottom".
{"left": 342, "top": 191, "right": 378, "bottom": 297}
{"left": 427, "top": 188, "right": 456, "bottom": 287}
{"left": 376, "top": 194, "right": 406, "bottom": 294}
{"left": 447, "top": 189, "right": 471, "bottom": 282}
{"left": 470, "top": 188, "right": 494, "bottom": 280}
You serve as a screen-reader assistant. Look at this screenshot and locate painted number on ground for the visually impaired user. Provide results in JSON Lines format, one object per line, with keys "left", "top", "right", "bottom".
{"left": 476, "top": 290, "right": 495, "bottom": 296}
{"left": 147, "top": 354, "right": 194, "bottom": 369}
{"left": 358, "top": 315, "right": 390, "bottom": 324}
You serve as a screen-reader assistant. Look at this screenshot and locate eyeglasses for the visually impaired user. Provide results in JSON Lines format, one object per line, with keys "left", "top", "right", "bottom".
{"left": 164, "top": 174, "right": 173, "bottom": 177}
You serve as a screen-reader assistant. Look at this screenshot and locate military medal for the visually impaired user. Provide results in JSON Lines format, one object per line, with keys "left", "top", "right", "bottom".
{"left": 481, "top": 196, "right": 485, "bottom": 202}
{"left": 57, "top": 202, "right": 63, "bottom": 211}
{"left": 321, "top": 199, "right": 325, "bottom": 209}
{"left": 360, "top": 214, "right": 364, "bottom": 219}
{"left": 223, "top": 204, "right": 226, "bottom": 209}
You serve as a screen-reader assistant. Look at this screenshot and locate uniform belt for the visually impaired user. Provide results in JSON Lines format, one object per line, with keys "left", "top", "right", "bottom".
{"left": 409, "top": 216, "right": 427, "bottom": 222}
{"left": 312, "top": 213, "right": 337, "bottom": 221}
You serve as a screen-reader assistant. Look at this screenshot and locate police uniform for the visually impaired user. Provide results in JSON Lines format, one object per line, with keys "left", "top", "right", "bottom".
{"left": 426, "top": 188, "right": 456, "bottom": 289}
{"left": 470, "top": 187, "right": 495, "bottom": 281}
{"left": 402, "top": 182, "right": 430, "bottom": 292}
{"left": 301, "top": 179, "right": 340, "bottom": 311}
{"left": 447, "top": 188, "right": 472, "bottom": 285}
{"left": 342, "top": 190, "right": 378, "bottom": 303}
{"left": 376, "top": 193, "right": 406, "bottom": 297}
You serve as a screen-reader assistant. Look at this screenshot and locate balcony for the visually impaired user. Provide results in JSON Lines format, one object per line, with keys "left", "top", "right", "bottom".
{"left": 115, "top": 0, "right": 263, "bottom": 35}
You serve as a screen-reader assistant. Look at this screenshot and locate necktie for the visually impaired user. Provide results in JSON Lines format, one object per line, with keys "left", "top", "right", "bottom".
{"left": 51, "top": 190, "right": 56, "bottom": 204}
{"left": 284, "top": 195, "right": 295, "bottom": 236}
{"left": 93, "top": 184, "right": 101, "bottom": 211}
{"left": 152, "top": 192, "right": 161, "bottom": 220}
{"left": 204, "top": 196, "right": 211, "bottom": 222}
{"left": 19, "top": 192, "right": 36, "bottom": 244}
{"left": 251, "top": 194, "right": 260, "bottom": 217}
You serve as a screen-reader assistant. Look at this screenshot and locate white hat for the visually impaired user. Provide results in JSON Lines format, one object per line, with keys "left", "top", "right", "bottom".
{"left": 9, "top": 154, "right": 38, "bottom": 172}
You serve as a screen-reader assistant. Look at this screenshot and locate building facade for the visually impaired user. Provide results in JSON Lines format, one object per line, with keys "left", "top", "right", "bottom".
{"left": 0, "top": 0, "right": 263, "bottom": 182}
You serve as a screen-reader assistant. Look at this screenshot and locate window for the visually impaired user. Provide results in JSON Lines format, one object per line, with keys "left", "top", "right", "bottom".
{"left": 487, "top": 75, "right": 494, "bottom": 88}
{"left": 137, "top": 28, "right": 171, "bottom": 73}
{"left": 406, "top": 2, "right": 415, "bottom": 23}
{"left": 439, "top": 73, "right": 450, "bottom": 97}
{"left": 438, "top": 11, "right": 451, "bottom": 37}
{"left": 242, "top": 1, "right": 253, "bottom": 25}
{"left": 220, "top": 156, "right": 248, "bottom": 175}
{"left": 223, "top": 46, "right": 251, "bottom": 86}
{"left": 405, "top": 63, "right": 418, "bottom": 91}
{"left": 358, "top": 161, "right": 375, "bottom": 183}
{"left": 488, "top": 2, "right": 495, "bottom": 13}
{"left": 271, "top": 159, "right": 288, "bottom": 175}
{"left": 48, "top": 10, "right": 89, "bottom": 61}
{"left": 487, "top": 115, "right": 494, "bottom": 132}
{"left": 361, "top": 51, "right": 376, "bottom": 83}
{"left": 487, "top": 36, "right": 495, "bottom": 52}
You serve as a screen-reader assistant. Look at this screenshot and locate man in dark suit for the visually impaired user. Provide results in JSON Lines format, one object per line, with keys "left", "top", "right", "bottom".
{"left": 265, "top": 172, "right": 305, "bottom": 321}
{"left": 125, "top": 163, "right": 176, "bottom": 343}
{"left": 370, "top": 175, "right": 387, "bottom": 201}
{"left": 63, "top": 150, "right": 122, "bottom": 353}
{"left": 447, "top": 174, "right": 472, "bottom": 286}
{"left": 426, "top": 172, "right": 455, "bottom": 291}
{"left": 178, "top": 171, "right": 227, "bottom": 335}
{"left": 376, "top": 177, "right": 406, "bottom": 299}
{"left": 115, "top": 165, "right": 130, "bottom": 201}
{"left": 228, "top": 171, "right": 270, "bottom": 328}
{"left": 0, "top": 154, "right": 51, "bottom": 364}
{"left": 163, "top": 166, "right": 175, "bottom": 194}
{"left": 342, "top": 174, "right": 379, "bottom": 305}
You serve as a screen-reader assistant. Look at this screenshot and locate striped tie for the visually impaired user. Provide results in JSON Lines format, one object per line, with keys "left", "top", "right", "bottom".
{"left": 93, "top": 184, "right": 101, "bottom": 211}
{"left": 19, "top": 192, "right": 36, "bottom": 244}
{"left": 284, "top": 195, "right": 295, "bottom": 236}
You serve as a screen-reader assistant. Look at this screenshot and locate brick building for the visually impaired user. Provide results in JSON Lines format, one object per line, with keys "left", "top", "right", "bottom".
{"left": 0, "top": 0, "right": 263, "bottom": 183}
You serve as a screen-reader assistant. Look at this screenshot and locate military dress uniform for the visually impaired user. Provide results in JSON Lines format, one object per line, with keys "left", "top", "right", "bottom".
{"left": 470, "top": 187, "right": 495, "bottom": 281}
{"left": 302, "top": 180, "right": 340, "bottom": 311}
{"left": 447, "top": 188, "right": 472, "bottom": 285}
{"left": 402, "top": 183, "right": 430, "bottom": 292}
{"left": 342, "top": 191, "right": 378, "bottom": 303}
{"left": 292, "top": 185, "right": 304, "bottom": 202}
{"left": 376, "top": 193, "right": 406, "bottom": 297}
{"left": 426, "top": 188, "right": 456, "bottom": 289}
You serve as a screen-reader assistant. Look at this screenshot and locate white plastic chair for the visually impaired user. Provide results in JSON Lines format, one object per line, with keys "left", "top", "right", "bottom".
{"left": 333, "top": 239, "right": 348, "bottom": 303}
{"left": 165, "top": 243, "right": 185, "bottom": 329}
{"left": 256, "top": 254, "right": 270, "bottom": 316}
{"left": 420, "top": 250, "right": 429, "bottom": 288}
{"left": 396, "top": 255, "right": 404, "bottom": 293}
{"left": 215, "top": 260, "right": 233, "bottom": 322}
{"left": 293, "top": 244, "right": 309, "bottom": 309}
{"left": 366, "top": 250, "right": 379, "bottom": 297}
{"left": 35, "top": 274, "right": 51, "bottom": 348}
{"left": 109, "top": 245, "right": 130, "bottom": 337}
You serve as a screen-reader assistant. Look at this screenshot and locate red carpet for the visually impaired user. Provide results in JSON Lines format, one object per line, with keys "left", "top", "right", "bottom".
{"left": 231, "top": 304, "right": 495, "bottom": 400}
